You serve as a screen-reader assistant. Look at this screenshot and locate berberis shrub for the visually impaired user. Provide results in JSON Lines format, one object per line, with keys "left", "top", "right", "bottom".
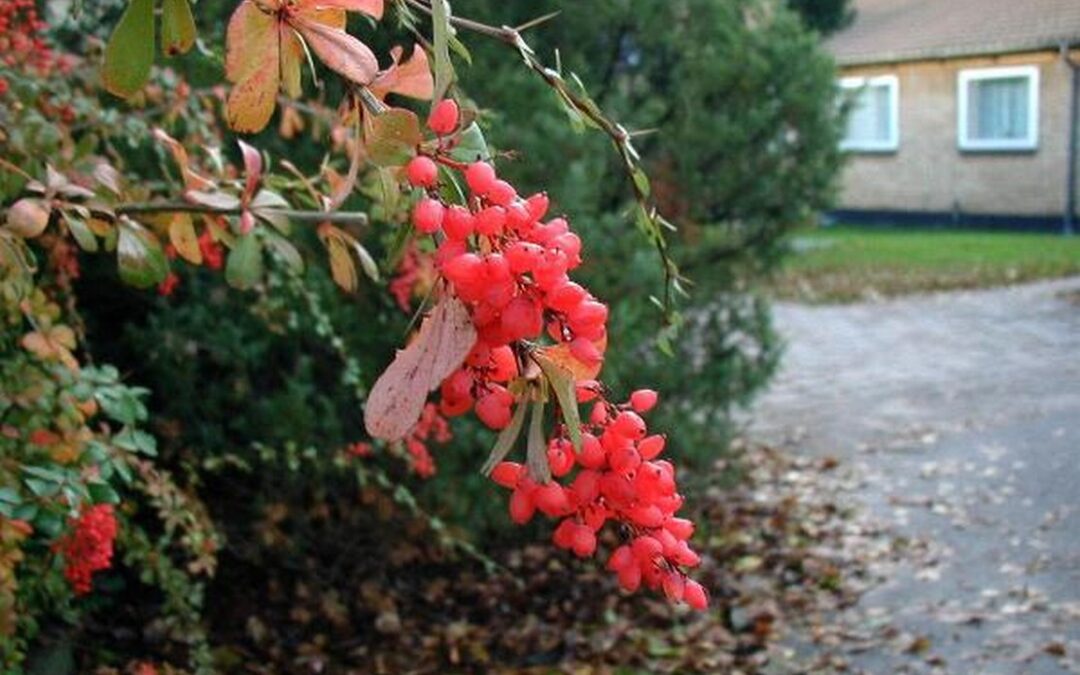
{"left": 0, "top": 0, "right": 840, "bottom": 670}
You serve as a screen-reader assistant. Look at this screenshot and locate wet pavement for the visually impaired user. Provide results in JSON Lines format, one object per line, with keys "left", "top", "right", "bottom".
{"left": 749, "top": 277, "right": 1080, "bottom": 673}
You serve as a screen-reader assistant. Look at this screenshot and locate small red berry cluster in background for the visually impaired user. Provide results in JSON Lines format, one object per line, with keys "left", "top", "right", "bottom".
{"left": 159, "top": 229, "right": 226, "bottom": 296}
{"left": 401, "top": 100, "right": 707, "bottom": 609}
{"left": 345, "top": 404, "right": 451, "bottom": 478}
{"left": 403, "top": 402, "right": 452, "bottom": 478}
{"left": 0, "top": 0, "right": 56, "bottom": 94}
{"left": 56, "top": 504, "right": 118, "bottom": 596}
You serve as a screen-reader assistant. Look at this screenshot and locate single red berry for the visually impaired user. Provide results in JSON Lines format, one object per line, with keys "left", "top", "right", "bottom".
{"left": 491, "top": 461, "right": 524, "bottom": 489}
{"left": 684, "top": 579, "right": 709, "bottom": 610}
{"left": 476, "top": 386, "right": 514, "bottom": 429}
{"left": 412, "top": 198, "right": 445, "bottom": 234}
{"left": 637, "top": 434, "right": 666, "bottom": 460}
{"left": 629, "top": 389, "right": 659, "bottom": 413}
{"left": 443, "top": 205, "right": 475, "bottom": 240}
{"left": 427, "top": 99, "right": 460, "bottom": 135}
{"left": 488, "top": 179, "right": 517, "bottom": 207}
{"left": 474, "top": 206, "right": 507, "bottom": 236}
{"left": 405, "top": 155, "right": 439, "bottom": 187}
{"left": 466, "top": 162, "right": 498, "bottom": 196}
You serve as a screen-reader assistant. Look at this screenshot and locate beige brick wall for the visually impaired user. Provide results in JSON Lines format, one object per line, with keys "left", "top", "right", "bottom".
{"left": 838, "top": 50, "right": 1078, "bottom": 216}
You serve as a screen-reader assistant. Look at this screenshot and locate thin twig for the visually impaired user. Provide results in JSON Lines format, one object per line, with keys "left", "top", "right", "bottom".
{"left": 402, "top": 0, "right": 681, "bottom": 317}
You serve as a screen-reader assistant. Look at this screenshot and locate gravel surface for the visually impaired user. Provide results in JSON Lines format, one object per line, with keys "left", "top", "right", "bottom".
{"left": 748, "top": 277, "right": 1080, "bottom": 674}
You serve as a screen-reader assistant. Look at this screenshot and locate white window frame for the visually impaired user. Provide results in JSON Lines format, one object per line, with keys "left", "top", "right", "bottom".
{"left": 957, "top": 65, "right": 1040, "bottom": 152}
{"left": 839, "top": 74, "right": 900, "bottom": 152}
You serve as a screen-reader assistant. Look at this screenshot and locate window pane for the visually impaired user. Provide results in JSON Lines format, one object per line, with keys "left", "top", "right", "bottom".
{"left": 844, "top": 83, "right": 892, "bottom": 145}
{"left": 968, "top": 76, "right": 1029, "bottom": 141}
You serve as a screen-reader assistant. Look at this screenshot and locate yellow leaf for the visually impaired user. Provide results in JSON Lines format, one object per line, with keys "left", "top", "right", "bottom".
{"left": 169, "top": 214, "right": 202, "bottom": 264}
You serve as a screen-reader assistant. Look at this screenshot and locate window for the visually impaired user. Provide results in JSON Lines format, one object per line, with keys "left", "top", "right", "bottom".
{"left": 958, "top": 66, "right": 1039, "bottom": 151}
{"left": 840, "top": 75, "right": 899, "bottom": 152}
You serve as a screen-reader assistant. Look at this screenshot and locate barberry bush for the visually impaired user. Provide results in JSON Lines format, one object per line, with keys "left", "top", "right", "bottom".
{"left": 0, "top": 0, "right": 841, "bottom": 670}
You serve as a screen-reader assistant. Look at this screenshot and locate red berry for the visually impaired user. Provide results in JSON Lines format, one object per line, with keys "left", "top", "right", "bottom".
{"left": 474, "top": 206, "right": 507, "bottom": 236}
{"left": 607, "top": 545, "right": 633, "bottom": 571}
{"left": 525, "top": 192, "right": 550, "bottom": 220}
{"left": 488, "top": 179, "right": 517, "bottom": 207}
{"left": 534, "top": 482, "right": 572, "bottom": 516}
{"left": 476, "top": 386, "right": 514, "bottom": 429}
{"left": 570, "top": 525, "right": 597, "bottom": 558}
{"left": 662, "top": 573, "right": 686, "bottom": 603}
{"left": 630, "top": 389, "right": 659, "bottom": 413}
{"left": 443, "top": 205, "right": 475, "bottom": 240}
{"left": 412, "top": 198, "right": 445, "bottom": 234}
{"left": 406, "top": 155, "right": 438, "bottom": 187}
{"left": 684, "top": 579, "right": 709, "bottom": 610}
{"left": 427, "top": 99, "right": 460, "bottom": 135}
{"left": 491, "top": 461, "right": 524, "bottom": 489}
{"left": 578, "top": 433, "right": 606, "bottom": 469}
{"left": 488, "top": 345, "right": 519, "bottom": 382}
{"left": 546, "top": 438, "right": 575, "bottom": 477}
{"left": 509, "top": 486, "right": 536, "bottom": 524}
{"left": 611, "top": 411, "right": 646, "bottom": 440}
{"left": 466, "top": 162, "right": 497, "bottom": 196}
{"left": 638, "top": 434, "right": 666, "bottom": 460}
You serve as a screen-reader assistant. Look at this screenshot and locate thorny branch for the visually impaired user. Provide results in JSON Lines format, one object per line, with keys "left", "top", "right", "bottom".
{"left": 401, "top": 0, "right": 684, "bottom": 321}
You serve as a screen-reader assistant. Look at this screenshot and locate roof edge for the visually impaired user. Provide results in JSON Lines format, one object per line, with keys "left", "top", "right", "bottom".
{"left": 833, "top": 38, "right": 1080, "bottom": 67}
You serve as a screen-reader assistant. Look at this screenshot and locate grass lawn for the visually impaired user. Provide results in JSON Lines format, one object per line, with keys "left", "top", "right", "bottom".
{"left": 771, "top": 226, "right": 1080, "bottom": 303}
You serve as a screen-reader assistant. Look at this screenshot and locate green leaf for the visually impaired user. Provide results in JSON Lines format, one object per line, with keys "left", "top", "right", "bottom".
{"left": 480, "top": 400, "right": 528, "bottom": 475}
{"left": 367, "top": 109, "right": 423, "bottom": 167}
{"left": 431, "top": 0, "right": 455, "bottom": 102}
{"left": 103, "top": 0, "right": 156, "bottom": 99}
{"left": 24, "top": 478, "right": 59, "bottom": 498}
{"left": 96, "top": 387, "right": 147, "bottom": 425}
{"left": 87, "top": 482, "right": 121, "bottom": 505}
{"left": 114, "top": 427, "right": 157, "bottom": 456}
{"left": 264, "top": 231, "right": 304, "bottom": 274}
{"left": 532, "top": 352, "right": 582, "bottom": 453}
{"left": 0, "top": 488, "right": 19, "bottom": 504}
{"left": 161, "top": 0, "right": 197, "bottom": 56}
{"left": 449, "top": 122, "right": 490, "bottom": 163}
{"left": 525, "top": 398, "right": 551, "bottom": 483}
{"left": 33, "top": 510, "right": 63, "bottom": 538}
{"left": 225, "top": 233, "right": 264, "bottom": 289}
{"left": 117, "top": 219, "right": 169, "bottom": 288}
{"left": 64, "top": 214, "right": 99, "bottom": 252}
{"left": 22, "top": 465, "right": 65, "bottom": 483}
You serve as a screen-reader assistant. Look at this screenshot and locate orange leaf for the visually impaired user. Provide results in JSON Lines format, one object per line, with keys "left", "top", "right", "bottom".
{"left": 225, "top": 1, "right": 282, "bottom": 133}
{"left": 535, "top": 335, "right": 607, "bottom": 382}
{"left": 292, "top": 14, "right": 379, "bottom": 86}
{"left": 370, "top": 46, "right": 434, "bottom": 101}
{"left": 314, "top": 0, "right": 384, "bottom": 19}
{"left": 364, "top": 295, "right": 476, "bottom": 441}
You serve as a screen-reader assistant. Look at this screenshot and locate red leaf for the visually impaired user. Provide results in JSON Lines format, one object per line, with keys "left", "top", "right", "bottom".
{"left": 365, "top": 295, "right": 477, "bottom": 441}
{"left": 238, "top": 139, "right": 263, "bottom": 201}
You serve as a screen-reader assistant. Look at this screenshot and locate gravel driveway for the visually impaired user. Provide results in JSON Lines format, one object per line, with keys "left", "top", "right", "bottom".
{"left": 749, "top": 277, "right": 1080, "bottom": 673}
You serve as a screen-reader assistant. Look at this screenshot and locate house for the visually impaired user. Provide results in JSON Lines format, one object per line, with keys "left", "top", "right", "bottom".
{"left": 825, "top": 0, "right": 1080, "bottom": 231}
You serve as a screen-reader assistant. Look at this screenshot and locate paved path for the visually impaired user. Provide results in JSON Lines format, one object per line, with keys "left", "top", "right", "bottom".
{"left": 748, "top": 278, "right": 1080, "bottom": 673}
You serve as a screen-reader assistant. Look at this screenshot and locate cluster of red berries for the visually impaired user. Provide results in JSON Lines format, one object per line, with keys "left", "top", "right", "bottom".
{"left": 403, "top": 402, "right": 452, "bottom": 478}
{"left": 489, "top": 385, "right": 707, "bottom": 609}
{"left": 0, "top": 0, "right": 55, "bottom": 94}
{"left": 401, "top": 100, "right": 707, "bottom": 609}
{"left": 56, "top": 504, "right": 118, "bottom": 595}
{"left": 406, "top": 102, "right": 600, "bottom": 433}
{"left": 159, "top": 229, "right": 225, "bottom": 296}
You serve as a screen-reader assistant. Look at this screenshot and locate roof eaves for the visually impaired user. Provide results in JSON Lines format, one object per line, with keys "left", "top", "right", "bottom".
{"left": 833, "top": 38, "right": 1080, "bottom": 67}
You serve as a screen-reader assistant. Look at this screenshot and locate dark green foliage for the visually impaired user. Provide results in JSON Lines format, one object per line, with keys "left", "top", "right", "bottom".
{"left": 787, "top": 0, "right": 855, "bottom": 35}
{"left": 455, "top": 0, "right": 843, "bottom": 463}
